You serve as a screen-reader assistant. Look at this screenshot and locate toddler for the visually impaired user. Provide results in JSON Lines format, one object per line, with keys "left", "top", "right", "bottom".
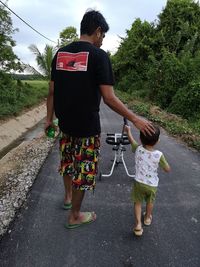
{"left": 125, "top": 124, "right": 171, "bottom": 236}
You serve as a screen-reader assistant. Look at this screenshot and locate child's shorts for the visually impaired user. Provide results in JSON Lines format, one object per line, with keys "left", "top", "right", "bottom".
{"left": 59, "top": 133, "right": 100, "bottom": 191}
{"left": 131, "top": 180, "right": 157, "bottom": 203}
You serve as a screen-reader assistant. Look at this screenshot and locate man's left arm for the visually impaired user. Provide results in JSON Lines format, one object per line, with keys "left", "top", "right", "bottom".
{"left": 100, "top": 85, "right": 154, "bottom": 135}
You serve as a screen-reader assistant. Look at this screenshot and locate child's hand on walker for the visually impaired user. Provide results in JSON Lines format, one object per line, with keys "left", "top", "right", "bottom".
{"left": 124, "top": 125, "right": 131, "bottom": 134}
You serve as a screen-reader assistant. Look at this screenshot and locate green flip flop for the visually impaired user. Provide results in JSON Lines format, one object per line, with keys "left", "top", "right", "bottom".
{"left": 65, "top": 212, "right": 96, "bottom": 229}
{"left": 63, "top": 202, "right": 72, "bottom": 210}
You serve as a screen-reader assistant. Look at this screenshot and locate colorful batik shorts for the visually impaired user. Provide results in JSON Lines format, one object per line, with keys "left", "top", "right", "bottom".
{"left": 59, "top": 132, "right": 100, "bottom": 191}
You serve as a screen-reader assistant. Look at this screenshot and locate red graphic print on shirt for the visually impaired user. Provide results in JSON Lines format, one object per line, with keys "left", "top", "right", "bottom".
{"left": 56, "top": 51, "right": 89, "bottom": 71}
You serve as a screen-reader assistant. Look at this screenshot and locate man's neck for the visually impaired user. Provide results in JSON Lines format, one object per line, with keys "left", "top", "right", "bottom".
{"left": 79, "top": 34, "right": 94, "bottom": 45}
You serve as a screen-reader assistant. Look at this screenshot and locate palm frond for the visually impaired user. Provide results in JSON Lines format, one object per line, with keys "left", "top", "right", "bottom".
{"left": 29, "top": 44, "right": 56, "bottom": 79}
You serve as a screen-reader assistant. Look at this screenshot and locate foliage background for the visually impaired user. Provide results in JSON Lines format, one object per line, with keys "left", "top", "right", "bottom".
{"left": 112, "top": 0, "right": 200, "bottom": 121}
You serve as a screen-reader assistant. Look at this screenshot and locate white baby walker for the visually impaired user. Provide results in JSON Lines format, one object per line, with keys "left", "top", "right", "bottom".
{"left": 99, "top": 118, "right": 135, "bottom": 180}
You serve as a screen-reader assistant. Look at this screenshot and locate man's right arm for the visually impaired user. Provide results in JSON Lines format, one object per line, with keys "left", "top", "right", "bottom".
{"left": 45, "top": 81, "right": 54, "bottom": 131}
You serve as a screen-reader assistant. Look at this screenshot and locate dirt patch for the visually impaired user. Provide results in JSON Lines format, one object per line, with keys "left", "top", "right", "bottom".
{"left": 0, "top": 102, "right": 46, "bottom": 152}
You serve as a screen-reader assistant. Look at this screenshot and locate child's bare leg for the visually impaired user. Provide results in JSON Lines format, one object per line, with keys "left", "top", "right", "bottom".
{"left": 134, "top": 202, "right": 142, "bottom": 229}
{"left": 146, "top": 202, "right": 153, "bottom": 217}
{"left": 144, "top": 202, "right": 153, "bottom": 225}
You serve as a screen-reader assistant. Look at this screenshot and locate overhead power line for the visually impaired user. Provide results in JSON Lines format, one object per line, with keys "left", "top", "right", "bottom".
{"left": 0, "top": 0, "right": 57, "bottom": 44}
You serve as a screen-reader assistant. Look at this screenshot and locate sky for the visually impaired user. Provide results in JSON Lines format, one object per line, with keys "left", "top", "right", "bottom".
{"left": 4, "top": 0, "right": 167, "bottom": 72}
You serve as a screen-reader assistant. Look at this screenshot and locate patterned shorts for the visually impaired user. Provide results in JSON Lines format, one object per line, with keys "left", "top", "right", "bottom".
{"left": 59, "top": 133, "right": 100, "bottom": 191}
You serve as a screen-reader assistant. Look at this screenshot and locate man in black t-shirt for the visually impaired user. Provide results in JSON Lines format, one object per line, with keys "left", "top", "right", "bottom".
{"left": 51, "top": 40, "right": 114, "bottom": 137}
{"left": 46, "top": 9, "right": 154, "bottom": 229}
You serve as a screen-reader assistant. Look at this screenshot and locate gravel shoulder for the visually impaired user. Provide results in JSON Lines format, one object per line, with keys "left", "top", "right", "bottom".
{"left": 0, "top": 103, "right": 56, "bottom": 237}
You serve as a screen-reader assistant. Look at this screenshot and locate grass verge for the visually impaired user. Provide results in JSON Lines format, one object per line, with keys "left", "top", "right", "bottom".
{"left": 116, "top": 90, "right": 200, "bottom": 152}
{"left": 0, "top": 80, "right": 48, "bottom": 119}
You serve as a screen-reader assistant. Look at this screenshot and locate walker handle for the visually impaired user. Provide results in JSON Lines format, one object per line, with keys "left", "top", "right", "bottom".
{"left": 123, "top": 117, "right": 128, "bottom": 125}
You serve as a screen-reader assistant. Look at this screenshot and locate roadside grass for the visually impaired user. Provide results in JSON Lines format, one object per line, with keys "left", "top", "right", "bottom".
{"left": 116, "top": 90, "right": 200, "bottom": 152}
{"left": 20, "top": 80, "right": 48, "bottom": 106}
{"left": 0, "top": 80, "right": 48, "bottom": 119}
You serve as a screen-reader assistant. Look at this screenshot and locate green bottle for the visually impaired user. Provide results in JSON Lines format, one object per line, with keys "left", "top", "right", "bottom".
{"left": 46, "top": 119, "right": 58, "bottom": 138}
{"left": 47, "top": 126, "right": 55, "bottom": 138}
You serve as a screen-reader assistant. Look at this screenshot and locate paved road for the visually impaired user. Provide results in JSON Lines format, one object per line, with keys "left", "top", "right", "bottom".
{"left": 0, "top": 103, "right": 200, "bottom": 267}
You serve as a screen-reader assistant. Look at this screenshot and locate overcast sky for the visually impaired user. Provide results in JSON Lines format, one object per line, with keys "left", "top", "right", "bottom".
{"left": 5, "top": 0, "right": 167, "bottom": 70}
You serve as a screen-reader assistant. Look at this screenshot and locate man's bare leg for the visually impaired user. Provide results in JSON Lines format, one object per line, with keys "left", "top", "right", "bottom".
{"left": 63, "top": 175, "right": 72, "bottom": 204}
{"left": 68, "top": 189, "right": 96, "bottom": 224}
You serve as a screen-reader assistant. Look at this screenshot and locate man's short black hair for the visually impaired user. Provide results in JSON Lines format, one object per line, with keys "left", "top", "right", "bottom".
{"left": 140, "top": 125, "right": 160, "bottom": 146}
{"left": 80, "top": 9, "right": 109, "bottom": 36}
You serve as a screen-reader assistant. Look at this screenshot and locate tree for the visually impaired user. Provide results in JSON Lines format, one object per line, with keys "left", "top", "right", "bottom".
{"left": 28, "top": 44, "right": 56, "bottom": 80}
{"left": 148, "top": 0, "right": 200, "bottom": 108}
{"left": 29, "top": 27, "right": 78, "bottom": 79}
{"left": 112, "top": 19, "right": 155, "bottom": 92}
{"left": 0, "top": 2, "right": 23, "bottom": 117}
{"left": 156, "top": 0, "right": 200, "bottom": 55}
{"left": 112, "top": 0, "right": 200, "bottom": 118}
{"left": 0, "top": 3, "right": 21, "bottom": 72}
{"left": 59, "top": 26, "right": 78, "bottom": 47}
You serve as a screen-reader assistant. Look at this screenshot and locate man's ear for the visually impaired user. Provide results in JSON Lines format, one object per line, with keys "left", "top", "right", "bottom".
{"left": 96, "top": 26, "right": 101, "bottom": 38}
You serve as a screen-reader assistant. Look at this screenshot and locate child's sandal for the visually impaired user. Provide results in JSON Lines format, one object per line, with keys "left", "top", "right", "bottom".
{"left": 143, "top": 212, "right": 152, "bottom": 226}
{"left": 133, "top": 227, "right": 143, "bottom": 236}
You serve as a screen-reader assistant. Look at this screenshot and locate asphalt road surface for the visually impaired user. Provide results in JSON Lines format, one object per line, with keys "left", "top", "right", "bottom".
{"left": 0, "top": 103, "right": 200, "bottom": 267}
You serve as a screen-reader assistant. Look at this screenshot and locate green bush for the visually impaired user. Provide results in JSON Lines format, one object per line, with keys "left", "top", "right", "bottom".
{"left": 190, "top": 117, "right": 200, "bottom": 134}
{"left": 116, "top": 70, "right": 142, "bottom": 92}
{"left": 168, "top": 80, "right": 200, "bottom": 119}
{"left": 147, "top": 51, "right": 188, "bottom": 108}
{"left": 0, "top": 75, "right": 48, "bottom": 119}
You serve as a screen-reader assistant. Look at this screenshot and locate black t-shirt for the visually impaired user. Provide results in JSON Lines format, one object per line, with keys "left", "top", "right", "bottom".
{"left": 51, "top": 41, "right": 114, "bottom": 137}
